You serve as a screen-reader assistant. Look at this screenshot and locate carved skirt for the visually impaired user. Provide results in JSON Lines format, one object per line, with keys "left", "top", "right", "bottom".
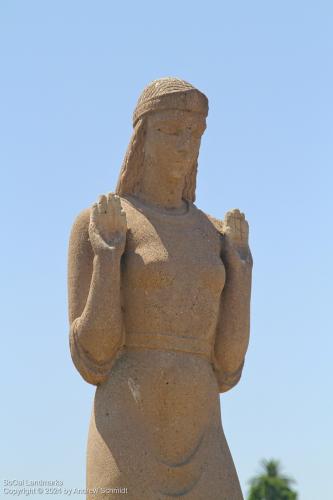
{"left": 86, "top": 348, "right": 243, "bottom": 500}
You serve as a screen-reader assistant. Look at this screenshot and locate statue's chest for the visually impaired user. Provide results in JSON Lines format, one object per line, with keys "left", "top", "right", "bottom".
{"left": 122, "top": 206, "right": 225, "bottom": 293}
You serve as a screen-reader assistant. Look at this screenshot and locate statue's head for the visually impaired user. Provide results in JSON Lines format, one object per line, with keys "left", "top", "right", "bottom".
{"left": 116, "top": 77, "right": 209, "bottom": 202}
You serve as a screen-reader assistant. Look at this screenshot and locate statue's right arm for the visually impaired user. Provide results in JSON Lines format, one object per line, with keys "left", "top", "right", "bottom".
{"left": 67, "top": 208, "right": 124, "bottom": 386}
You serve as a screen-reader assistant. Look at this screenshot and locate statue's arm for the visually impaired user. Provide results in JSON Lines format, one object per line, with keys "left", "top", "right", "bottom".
{"left": 209, "top": 211, "right": 253, "bottom": 393}
{"left": 68, "top": 195, "right": 126, "bottom": 386}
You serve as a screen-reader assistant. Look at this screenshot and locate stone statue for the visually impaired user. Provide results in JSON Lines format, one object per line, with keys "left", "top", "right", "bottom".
{"left": 68, "top": 77, "right": 253, "bottom": 499}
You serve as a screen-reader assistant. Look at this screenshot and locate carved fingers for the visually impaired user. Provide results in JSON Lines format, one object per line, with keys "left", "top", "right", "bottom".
{"left": 223, "top": 209, "right": 249, "bottom": 247}
{"left": 222, "top": 209, "right": 252, "bottom": 267}
{"left": 89, "top": 193, "right": 127, "bottom": 256}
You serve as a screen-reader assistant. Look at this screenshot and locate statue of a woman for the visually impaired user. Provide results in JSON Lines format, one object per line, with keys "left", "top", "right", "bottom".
{"left": 68, "top": 77, "right": 252, "bottom": 499}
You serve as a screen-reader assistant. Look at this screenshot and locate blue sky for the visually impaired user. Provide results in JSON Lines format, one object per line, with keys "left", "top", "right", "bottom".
{"left": 1, "top": 1, "right": 332, "bottom": 499}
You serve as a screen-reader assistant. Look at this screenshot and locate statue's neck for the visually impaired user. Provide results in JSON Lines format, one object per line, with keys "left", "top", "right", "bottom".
{"left": 138, "top": 188, "right": 185, "bottom": 211}
{"left": 138, "top": 163, "right": 186, "bottom": 210}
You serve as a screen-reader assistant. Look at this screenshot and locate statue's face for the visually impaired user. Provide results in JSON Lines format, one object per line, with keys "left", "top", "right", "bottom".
{"left": 144, "top": 109, "right": 206, "bottom": 179}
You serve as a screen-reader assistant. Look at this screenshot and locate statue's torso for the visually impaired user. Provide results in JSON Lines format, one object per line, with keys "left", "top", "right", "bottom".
{"left": 120, "top": 195, "right": 225, "bottom": 359}
{"left": 87, "top": 196, "right": 242, "bottom": 499}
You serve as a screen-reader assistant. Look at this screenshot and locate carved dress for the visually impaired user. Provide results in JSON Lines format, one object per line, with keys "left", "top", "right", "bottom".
{"left": 68, "top": 195, "right": 244, "bottom": 499}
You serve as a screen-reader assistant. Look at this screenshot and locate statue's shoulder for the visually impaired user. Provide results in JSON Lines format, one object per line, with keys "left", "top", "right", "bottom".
{"left": 69, "top": 207, "right": 92, "bottom": 252}
{"left": 71, "top": 207, "right": 91, "bottom": 232}
{"left": 199, "top": 209, "right": 225, "bottom": 236}
{"left": 118, "top": 195, "right": 136, "bottom": 213}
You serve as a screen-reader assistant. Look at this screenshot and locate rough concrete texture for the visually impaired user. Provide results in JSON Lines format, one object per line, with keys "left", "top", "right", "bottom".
{"left": 68, "top": 77, "right": 253, "bottom": 499}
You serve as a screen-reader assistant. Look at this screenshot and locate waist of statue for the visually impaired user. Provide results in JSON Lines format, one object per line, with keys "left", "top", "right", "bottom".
{"left": 124, "top": 332, "right": 213, "bottom": 361}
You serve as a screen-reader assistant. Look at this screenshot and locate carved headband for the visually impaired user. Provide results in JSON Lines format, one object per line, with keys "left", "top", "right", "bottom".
{"left": 133, "top": 77, "right": 209, "bottom": 127}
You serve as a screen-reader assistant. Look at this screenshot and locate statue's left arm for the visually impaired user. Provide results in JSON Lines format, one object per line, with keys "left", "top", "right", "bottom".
{"left": 209, "top": 210, "right": 253, "bottom": 393}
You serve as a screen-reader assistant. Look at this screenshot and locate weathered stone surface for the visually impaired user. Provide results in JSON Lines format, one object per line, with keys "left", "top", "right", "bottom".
{"left": 68, "top": 77, "right": 253, "bottom": 499}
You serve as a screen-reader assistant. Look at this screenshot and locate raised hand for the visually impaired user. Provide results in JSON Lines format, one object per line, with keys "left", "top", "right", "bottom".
{"left": 89, "top": 193, "right": 127, "bottom": 257}
{"left": 222, "top": 209, "right": 252, "bottom": 267}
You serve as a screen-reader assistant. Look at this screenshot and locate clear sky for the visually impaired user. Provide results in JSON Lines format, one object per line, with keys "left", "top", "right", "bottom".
{"left": 1, "top": 1, "right": 332, "bottom": 499}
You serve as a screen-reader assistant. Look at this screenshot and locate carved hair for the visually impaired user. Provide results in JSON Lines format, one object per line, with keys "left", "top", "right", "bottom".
{"left": 115, "top": 116, "right": 198, "bottom": 202}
